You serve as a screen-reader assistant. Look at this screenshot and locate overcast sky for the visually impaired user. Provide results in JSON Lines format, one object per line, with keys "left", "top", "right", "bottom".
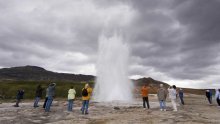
{"left": 0, "top": 0, "right": 220, "bottom": 88}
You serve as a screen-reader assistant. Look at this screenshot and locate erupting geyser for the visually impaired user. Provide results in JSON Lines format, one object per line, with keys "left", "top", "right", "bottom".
{"left": 93, "top": 33, "right": 133, "bottom": 102}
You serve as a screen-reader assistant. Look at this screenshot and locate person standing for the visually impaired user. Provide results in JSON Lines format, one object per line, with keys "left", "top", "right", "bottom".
{"left": 45, "top": 83, "right": 56, "bottom": 112}
{"left": 215, "top": 89, "right": 220, "bottom": 108}
{"left": 209, "top": 89, "right": 213, "bottom": 104}
{"left": 43, "top": 87, "right": 49, "bottom": 109}
{"left": 205, "top": 89, "right": 212, "bottom": 105}
{"left": 33, "top": 84, "right": 43, "bottom": 108}
{"left": 178, "top": 88, "right": 185, "bottom": 105}
{"left": 157, "top": 84, "right": 167, "bottom": 111}
{"left": 14, "top": 89, "right": 24, "bottom": 107}
{"left": 168, "top": 85, "right": 177, "bottom": 111}
{"left": 141, "top": 84, "right": 150, "bottom": 109}
{"left": 81, "top": 83, "right": 93, "bottom": 114}
{"left": 67, "top": 86, "right": 76, "bottom": 111}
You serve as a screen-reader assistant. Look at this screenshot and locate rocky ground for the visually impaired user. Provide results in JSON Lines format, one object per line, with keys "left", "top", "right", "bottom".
{"left": 0, "top": 94, "right": 220, "bottom": 124}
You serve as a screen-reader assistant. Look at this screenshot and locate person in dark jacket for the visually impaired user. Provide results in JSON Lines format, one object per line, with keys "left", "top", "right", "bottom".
{"left": 205, "top": 89, "right": 212, "bottom": 105}
{"left": 14, "top": 89, "right": 24, "bottom": 107}
{"left": 209, "top": 89, "right": 213, "bottom": 104}
{"left": 45, "top": 83, "right": 56, "bottom": 112}
{"left": 179, "top": 89, "right": 184, "bottom": 105}
{"left": 215, "top": 89, "right": 220, "bottom": 107}
{"left": 33, "top": 84, "right": 43, "bottom": 108}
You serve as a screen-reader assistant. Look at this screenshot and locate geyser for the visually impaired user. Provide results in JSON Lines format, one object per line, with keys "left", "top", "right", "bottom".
{"left": 93, "top": 33, "right": 133, "bottom": 102}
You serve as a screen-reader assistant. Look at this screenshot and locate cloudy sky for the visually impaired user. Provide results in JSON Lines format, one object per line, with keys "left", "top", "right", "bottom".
{"left": 0, "top": 0, "right": 220, "bottom": 88}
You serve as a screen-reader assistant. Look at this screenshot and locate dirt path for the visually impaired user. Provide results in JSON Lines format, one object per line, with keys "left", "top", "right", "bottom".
{"left": 0, "top": 94, "right": 220, "bottom": 124}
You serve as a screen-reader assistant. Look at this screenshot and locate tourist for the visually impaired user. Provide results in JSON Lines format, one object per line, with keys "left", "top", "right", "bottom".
{"left": 168, "top": 85, "right": 177, "bottom": 111}
{"left": 43, "top": 87, "right": 49, "bottom": 109}
{"left": 157, "top": 84, "right": 167, "bottom": 111}
{"left": 14, "top": 89, "right": 24, "bottom": 107}
{"left": 67, "top": 86, "right": 76, "bottom": 111}
{"left": 81, "top": 83, "right": 93, "bottom": 114}
{"left": 209, "top": 89, "right": 213, "bottom": 104}
{"left": 215, "top": 89, "right": 220, "bottom": 108}
{"left": 45, "top": 83, "right": 56, "bottom": 112}
{"left": 205, "top": 89, "right": 212, "bottom": 105}
{"left": 141, "top": 84, "right": 150, "bottom": 109}
{"left": 33, "top": 84, "right": 43, "bottom": 108}
{"left": 178, "top": 88, "right": 184, "bottom": 105}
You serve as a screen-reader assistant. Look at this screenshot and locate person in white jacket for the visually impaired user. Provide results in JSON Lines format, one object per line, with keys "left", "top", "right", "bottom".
{"left": 67, "top": 86, "right": 76, "bottom": 111}
{"left": 168, "top": 85, "right": 177, "bottom": 111}
{"left": 215, "top": 89, "right": 220, "bottom": 107}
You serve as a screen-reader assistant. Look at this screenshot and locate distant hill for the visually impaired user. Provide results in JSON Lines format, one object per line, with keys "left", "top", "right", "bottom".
{"left": 0, "top": 66, "right": 206, "bottom": 96}
{"left": 0, "top": 66, "right": 170, "bottom": 86}
{"left": 0, "top": 65, "right": 95, "bottom": 82}
{"left": 133, "top": 77, "right": 170, "bottom": 88}
{"left": 133, "top": 77, "right": 206, "bottom": 95}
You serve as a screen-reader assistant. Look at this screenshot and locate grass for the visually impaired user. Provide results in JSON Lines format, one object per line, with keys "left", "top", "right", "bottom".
{"left": 0, "top": 81, "right": 94, "bottom": 100}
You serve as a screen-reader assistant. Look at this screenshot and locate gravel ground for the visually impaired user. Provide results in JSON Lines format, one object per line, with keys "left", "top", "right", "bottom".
{"left": 0, "top": 94, "right": 220, "bottom": 124}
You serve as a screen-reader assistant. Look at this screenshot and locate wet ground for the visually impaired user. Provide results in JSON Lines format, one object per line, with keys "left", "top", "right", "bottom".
{"left": 0, "top": 94, "right": 220, "bottom": 124}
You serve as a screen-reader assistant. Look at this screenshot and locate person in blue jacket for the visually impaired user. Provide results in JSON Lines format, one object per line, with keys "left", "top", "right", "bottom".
{"left": 179, "top": 88, "right": 184, "bottom": 105}
{"left": 45, "top": 83, "right": 56, "bottom": 112}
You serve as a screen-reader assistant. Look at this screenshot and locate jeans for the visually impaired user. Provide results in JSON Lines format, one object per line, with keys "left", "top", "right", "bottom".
{"left": 81, "top": 100, "right": 89, "bottom": 114}
{"left": 159, "top": 100, "right": 166, "bottom": 109}
{"left": 34, "top": 97, "right": 40, "bottom": 107}
{"left": 179, "top": 96, "right": 184, "bottom": 105}
{"left": 206, "top": 95, "right": 212, "bottom": 104}
{"left": 68, "top": 99, "right": 74, "bottom": 111}
{"left": 143, "top": 97, "right": 150, "bottom": 109}
{"left": 208, "top": 97, "right": 212, "bottom": 104}
{"left": 217, "top": 98, "right": 220, "bottom": 106}
{"left": 43, "top": 97, "right": 48, "bottom": 108}
{"left": 45, "top": 96, "right": 53, "bottom": 112}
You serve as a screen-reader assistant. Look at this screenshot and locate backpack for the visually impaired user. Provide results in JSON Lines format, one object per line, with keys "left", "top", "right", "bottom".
{"left": 82, "top": 88, "right": 88, "bottom": 97}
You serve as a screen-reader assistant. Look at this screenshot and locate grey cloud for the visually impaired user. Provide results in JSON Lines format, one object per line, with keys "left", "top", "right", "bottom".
{"left": 0, "top": 0, "right": 220, "bottom": 87}
{"left": 126, "top": 0, "right": 220, "bottom": 84}
{"left": 0, "top": 0, "right": 101, "bottom": 53}
{"left": 0, "top": 0, "right": 100, "bottom": 71}
{"left": 174, "top": 0, "right": 220, "bottom": 49}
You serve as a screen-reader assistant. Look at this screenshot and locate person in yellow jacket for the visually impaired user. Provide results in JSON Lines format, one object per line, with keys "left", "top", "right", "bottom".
{"left": 81, "top": 83, "right": 92, "bottom": 114}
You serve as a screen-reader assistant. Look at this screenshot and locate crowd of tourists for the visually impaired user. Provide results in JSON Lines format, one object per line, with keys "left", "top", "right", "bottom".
{"left": 13, "top": 83, "right": 93, "bottom": 114}
{"left": 141, "top": 84, "right": 182, "bottom": 111}
{"left": 13, "top": 83, "right": 220, "bottom": 114}
{"left": 141, "top": 84, "right": 220, "bottom": 111}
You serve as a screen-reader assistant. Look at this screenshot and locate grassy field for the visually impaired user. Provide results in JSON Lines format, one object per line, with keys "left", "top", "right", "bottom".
{"left": 0, "top": 80, "right": 208, "bottom": 101}
{"left": 0, "top": 81, "right": 94, "bottom": 100}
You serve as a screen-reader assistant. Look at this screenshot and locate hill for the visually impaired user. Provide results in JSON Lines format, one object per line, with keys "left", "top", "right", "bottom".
{"left": 0, "top": 65, "right": 94, "bottom": 82}
{"left": 133, "top": 77, "right": 205, "bottom": 95}
{"left": 0, "top": 66, "right": 206, "bottom": 99}
{"left": 133, "top": 77, "right": 170, "bottom": 88}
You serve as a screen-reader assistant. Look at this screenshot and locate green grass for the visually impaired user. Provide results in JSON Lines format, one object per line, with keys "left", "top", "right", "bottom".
{"left": 0, "top": 81, "right": 94, "bottom": 100}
